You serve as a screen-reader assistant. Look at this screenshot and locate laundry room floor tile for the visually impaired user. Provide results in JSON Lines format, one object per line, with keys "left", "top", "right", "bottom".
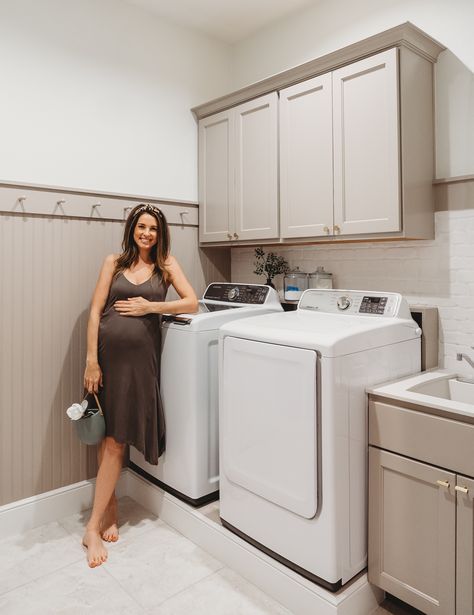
{"left": 0, "top": 496, "right": 299, "bottom": 614}
{"left": 153, "top": 566, "right": 293, "bottom": 615}
{"left": 104, "top": 521, "right": 225, "bottom": 609}
{"left": 0, "top": 521, "right": 81, "bottom": 595}
{"left": 0, "top": 559, "right": 145, "bottom": 615}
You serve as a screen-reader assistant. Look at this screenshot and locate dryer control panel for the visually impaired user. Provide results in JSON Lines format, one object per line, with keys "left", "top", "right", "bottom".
{"left": 299, "top": 290, "right": 411, "bottom": 319}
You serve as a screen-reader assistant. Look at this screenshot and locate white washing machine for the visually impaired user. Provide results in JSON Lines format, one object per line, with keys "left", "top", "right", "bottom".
{"left": 219, "top": 289, "right": 421, "bottom": 590}
{"left": 129, "top": 282, "right": 282, "bottom": 506}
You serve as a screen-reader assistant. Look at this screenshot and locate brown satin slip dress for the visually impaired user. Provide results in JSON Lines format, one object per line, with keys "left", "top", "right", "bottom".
{"left": 98, "top": 271, "right": 167, "bottom": 464}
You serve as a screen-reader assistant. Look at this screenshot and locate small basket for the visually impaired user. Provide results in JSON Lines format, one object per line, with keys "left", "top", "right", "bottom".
{"left": 74, "top": 393, "right": 106, "bottom": 446}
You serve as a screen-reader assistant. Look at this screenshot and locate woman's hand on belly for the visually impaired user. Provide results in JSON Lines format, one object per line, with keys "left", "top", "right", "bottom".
{"left": 114, "top": 296, "right": 154, "bottom": 316}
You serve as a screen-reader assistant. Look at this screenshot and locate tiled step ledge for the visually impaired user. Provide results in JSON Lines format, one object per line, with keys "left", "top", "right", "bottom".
{"left": 126, "top": 469, "right": 383, "bottom": 615}
{"left": 0, "top": 468, "right": 383, "bottom": 615}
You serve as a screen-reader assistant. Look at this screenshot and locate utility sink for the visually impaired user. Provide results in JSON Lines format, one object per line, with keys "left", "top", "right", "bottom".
{"left": 408, "top": 376, "right": 474, "bottom": 405}
{"left": 367, "top": 369, "right": 474, "bottom": 417}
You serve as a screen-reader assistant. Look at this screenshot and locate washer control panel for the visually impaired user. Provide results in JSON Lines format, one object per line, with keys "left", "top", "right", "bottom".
{"left": 204, "top": 283, "right": 270, "bottom": 305}
{"left": 299, "top": 289, "right": 404, "bottom": 318}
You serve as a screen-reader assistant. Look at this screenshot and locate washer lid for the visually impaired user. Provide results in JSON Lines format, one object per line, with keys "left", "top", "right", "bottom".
{"left": 219, "top": 310, "right": 420, "bottom": 356}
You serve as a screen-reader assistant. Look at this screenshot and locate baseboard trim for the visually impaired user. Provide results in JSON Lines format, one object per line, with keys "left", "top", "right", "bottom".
{"left": 0, "top": 470, "right": 128, "bottom": 540}
{"left": 126, "top": 468, "right": 383, "bottom": 615}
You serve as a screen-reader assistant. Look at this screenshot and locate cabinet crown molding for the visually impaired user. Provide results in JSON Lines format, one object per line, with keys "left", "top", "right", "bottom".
{"left": 192, "top": 21, "right": 445, "bottom": 120}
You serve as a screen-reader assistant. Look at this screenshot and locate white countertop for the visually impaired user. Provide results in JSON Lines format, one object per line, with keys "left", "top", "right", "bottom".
{"left": 367, "top": 369, "right": 474, "bottom": 418}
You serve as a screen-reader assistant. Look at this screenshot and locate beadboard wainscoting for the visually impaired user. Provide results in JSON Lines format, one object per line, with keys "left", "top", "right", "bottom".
{"left": 0, "top": 183, "right": 230, "bottom": 507}
{"left": 232, "top": 179, "right": 474, "bottom": 378}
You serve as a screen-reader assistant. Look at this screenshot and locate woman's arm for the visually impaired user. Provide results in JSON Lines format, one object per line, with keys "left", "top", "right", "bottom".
{"left": 157, "top": 255, "right": 199, "bottom": 314}
{"left": 114, "top": 256, "right": 198, "bottom": 317}
{"left": 84, "top": 254, "right": 117, "bottom": 393}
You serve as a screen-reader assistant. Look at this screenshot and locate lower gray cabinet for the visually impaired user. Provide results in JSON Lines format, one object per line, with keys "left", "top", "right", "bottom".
{"left": 369, "top": 446, "right": 474, "bottom": 615}
{"left": 456, "top": 475, "right": 474, "bottom": 615}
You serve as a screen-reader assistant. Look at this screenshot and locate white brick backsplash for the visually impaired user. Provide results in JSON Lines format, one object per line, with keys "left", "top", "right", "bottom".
{"left": 231, "top": 210, "right": 474, "bottom": 377}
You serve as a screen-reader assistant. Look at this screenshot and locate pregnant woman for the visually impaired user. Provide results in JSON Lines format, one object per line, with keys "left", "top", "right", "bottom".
{"left": 82, "top": 203, "right": 198, "bottom": 568}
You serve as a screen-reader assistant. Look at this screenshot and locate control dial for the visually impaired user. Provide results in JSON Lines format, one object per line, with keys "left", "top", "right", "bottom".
{"left": 337, "top": 296, "right": 352, "bottom": 311}
{"left": 228, "top": 287, "right": 239, "bottom": 300}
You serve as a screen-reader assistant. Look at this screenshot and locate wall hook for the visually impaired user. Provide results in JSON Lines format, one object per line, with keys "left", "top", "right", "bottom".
{"left": 14, "top": 195, "right": 27, "bottom": 212}
{"left": 54, "top": 199, "right": 66, "bottom": 214}
{"left": 123, "top": 206, "right": 132, "bottom": 220}
{"left": 91, "top": 202, "right": 103, "bottom": 218}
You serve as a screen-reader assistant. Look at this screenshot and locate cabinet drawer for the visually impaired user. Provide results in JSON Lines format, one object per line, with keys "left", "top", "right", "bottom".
{"left": 369, "top": 400, "right": 474, "bottom": 477}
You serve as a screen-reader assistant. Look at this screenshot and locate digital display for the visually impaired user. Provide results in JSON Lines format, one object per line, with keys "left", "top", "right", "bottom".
{"left": 359, "top": 296, "right": 388, "bottom": 314}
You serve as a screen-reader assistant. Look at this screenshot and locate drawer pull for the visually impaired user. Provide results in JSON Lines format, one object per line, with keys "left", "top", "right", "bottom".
{"left": 436, "top": 480, "right": 450, "bottom": 489}
{"left": 455, "top": 485, "right": 469, "bottom": 494}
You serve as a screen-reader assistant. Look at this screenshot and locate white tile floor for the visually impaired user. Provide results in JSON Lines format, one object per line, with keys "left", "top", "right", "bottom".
{"left": 0, "top": 496, "right": 420, "bottom": 615}
{"left": 0, "top": 497, "right": 291, "bottom": 614}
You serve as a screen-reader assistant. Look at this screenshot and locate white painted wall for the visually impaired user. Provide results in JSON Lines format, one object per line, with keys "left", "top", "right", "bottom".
{"left": 231, "top": 0, "right": 474, "bottom": 179}
{"left": 0, "top": 0, "right": 231, "bottom": 200}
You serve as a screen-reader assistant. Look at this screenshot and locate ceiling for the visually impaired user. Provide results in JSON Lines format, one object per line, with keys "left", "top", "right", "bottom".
{"left": 126, "top": 0, "right": 319, "bottom": 44}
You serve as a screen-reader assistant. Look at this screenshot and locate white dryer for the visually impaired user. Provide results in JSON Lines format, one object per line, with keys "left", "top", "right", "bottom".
{"left": 219, "top": 289, "right": 421, "bottom": 590}
{"left": 129, "top": 283, "right": 282, "bottom": 506}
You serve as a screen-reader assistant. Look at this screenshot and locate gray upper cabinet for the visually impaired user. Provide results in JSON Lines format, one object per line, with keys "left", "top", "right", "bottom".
{"left": 280, "top": 47, "right": 434, "bottom": 241}
{"left": 333, "top": 49, "right": 401, "bottom": 236}
{"left": 199, "top": 93, "right": 279, "bottom": 244}
{"left": 198, "top": 109, "right": 234, "bottom": 243}
{"left": 195, "top": 24, "right": 444, "bottom": 246}
{"left": 280, "top": 73, "right": 333, "bottom": 239}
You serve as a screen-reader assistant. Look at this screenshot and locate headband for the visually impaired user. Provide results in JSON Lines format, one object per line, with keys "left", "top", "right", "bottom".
{"left": 133, "top": 204, "right": 164, "bottom": 219}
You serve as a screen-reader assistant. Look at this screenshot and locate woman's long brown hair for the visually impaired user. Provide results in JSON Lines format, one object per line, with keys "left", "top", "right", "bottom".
{"left": 114, "top": 203, "right": 171, "bottom": 285}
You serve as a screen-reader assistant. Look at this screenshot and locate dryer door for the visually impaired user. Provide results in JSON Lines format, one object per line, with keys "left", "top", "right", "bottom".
{"left": 222, "top": 336, "right": 318, "bottom": 519}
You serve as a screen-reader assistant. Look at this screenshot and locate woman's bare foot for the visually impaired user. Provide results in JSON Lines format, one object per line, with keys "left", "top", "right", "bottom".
{"left": 101, "top": 498, "right": 119, "bottom": 542}
{"left": 82, "top": 529, "right": 108, "bottom": 567}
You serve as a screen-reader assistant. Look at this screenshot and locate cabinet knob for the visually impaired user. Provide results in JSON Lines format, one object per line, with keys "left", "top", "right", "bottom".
{"left": 233, "top": 232, "right": 239, "bottom": 239}
{"left": 333, "top": 225, "right": 341, "bottom": 235}
{"left": 455, "top": 485, "right": 469, "bottom": 494}
{"left": 323, "top": 226, "right": 330, "bottom": 235}
{"left": 436, "top": 480, "right": 450, "bottom": 489}
{"left": 227, "top": 233, "right": 232, "bottom": 240}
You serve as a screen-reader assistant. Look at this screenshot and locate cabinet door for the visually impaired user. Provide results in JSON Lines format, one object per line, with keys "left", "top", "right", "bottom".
{"left": 333, "top": 48, "right": 401, "bottom": 236}
{"left": 199, "top": 109, "right": 234, "bottom": 243}
{"left": 456, "top": 475, "right": 474, "bottom": 615}
{"left": 280, "top": 74, "right": 333, "bottom": 238}
{"left": 369, "top": 447, "right": 455, "bottom": 615}
{"left": 234, "top": 93, "right": 279, "bottom": 241}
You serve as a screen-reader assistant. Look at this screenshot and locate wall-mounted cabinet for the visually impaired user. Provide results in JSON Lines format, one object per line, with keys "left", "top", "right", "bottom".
{"left": 280, "top": 49, "right": 401, "bottom": 239}
{"left": 279, "top": 73, "right": 333, "bottom": 238}
{"left": 281, "top": 46, "right": 435, "bottom": 242}
{"left": 198, "top": 93, "right": 278, "bottom": 244}
{"left": 195, "top": 23, "right": 445, "bottom": 247}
